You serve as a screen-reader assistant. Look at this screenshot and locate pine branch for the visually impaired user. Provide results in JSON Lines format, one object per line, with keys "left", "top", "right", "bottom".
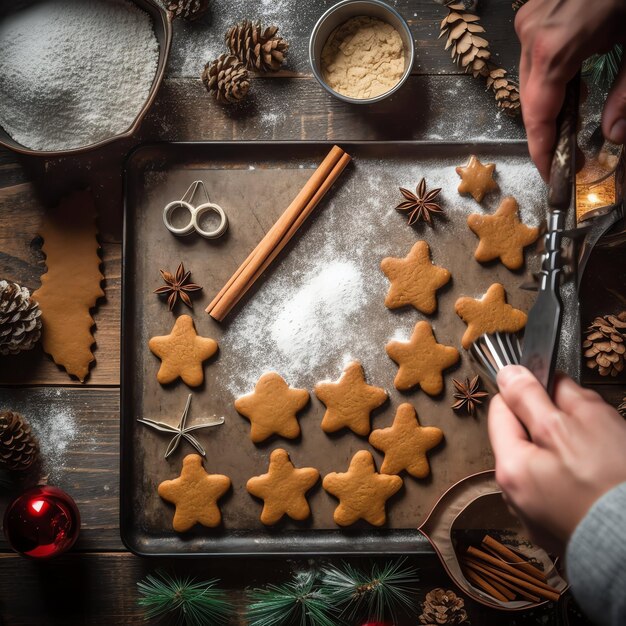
{"left": 583, "top": 45, "right": 623, "bottom": 90}
{"left": 246, "top": 571, "right": 339, "bottom": 626}
{"left": 322, "top": 558, "right": 419, "bottom": 623}
{"left": 137, "top": 571, "right": 233, "bottom": 626}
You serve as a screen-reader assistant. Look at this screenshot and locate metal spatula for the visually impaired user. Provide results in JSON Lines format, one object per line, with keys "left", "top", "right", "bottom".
{"left": 520, "top": 76, "right": 580, "bottom": 394}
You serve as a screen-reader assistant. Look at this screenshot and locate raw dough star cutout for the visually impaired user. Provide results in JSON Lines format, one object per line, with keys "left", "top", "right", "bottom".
{"left": 322, "top": 450, "right": 403, "bottom": 527}
{"left": 385, "top": 321, "right": 459, "bottom": 394}
{"left": 235, "top": 372, "right": 310, "bottom": 443}
{"left": 468, "top": 196, "right": 539, "bottom": 270}
{"left": 368, "top": 403, "right": 443, "bottom": 478}
{"left": 456, "top": 155, "right": 498, "bottom": 203}
{"left": 381, "top": 241, "right": 451, "bottom": 314}
{"left": 246, "top": 449, "right": 320, "bottom": 525}
{"left": 314, "top": 361, "right": 388, "bottom": 436}
{"left": 158, "top": 454, "right": 231, "bottom": 532}
{"left": 148, "top": 314, "right": 218, "bottom": 387}
{"left": 455, "top": 283, "right": 527, "bottom": 349}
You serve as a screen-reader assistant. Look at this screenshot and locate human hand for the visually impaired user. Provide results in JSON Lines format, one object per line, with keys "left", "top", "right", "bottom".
{"left": 488, "top": 365, "right": 626, "bottom": 555}
{"left": 515, "top": 0, "right": 626, "bottom": 180}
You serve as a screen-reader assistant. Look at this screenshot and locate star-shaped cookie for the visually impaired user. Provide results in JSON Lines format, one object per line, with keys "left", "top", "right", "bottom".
{"left": 157, "top": 454, "right": 231, "bottom": 532}
{"left": 148, "top": 315, "right": 218, "bottom": 387}
{"left": 456, "top": 155, "right": 498, "bottom": 203}
{"left": 381, "top": 241, "right": 451, "bottom": 314}
{"left": 235, "top": 372, "right": 309, "bottom": 443}
{"left": 468, "top": 196, "right": 539, "bottom": 270}
{"left": 314, "top": 361, "right": 388, "bottom": 436}
{"left": 322, "top": 450, "right": 403, "bottom": 526}
{"left": 385, "top": 321, "right": 459, "bottom": 394}
{"left": 246, "top": 449, "right": 320, "bottom": 525}
{"left": 455, "top": 283, "right": 527, "bottom": 349}
{"left": 369, "top": 403, "right": 443, "bottom": 478}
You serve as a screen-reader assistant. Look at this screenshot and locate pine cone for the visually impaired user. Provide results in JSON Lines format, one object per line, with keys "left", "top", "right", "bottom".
{"left": 167, "top": 0, "right": 210, "bottom": 21}
{"left": 0, "top": 280, "right": 42, "bottom": 356}
{"left": 583, "top": 313, "right": 626, "bottom": 377}
{"left": 617, "top": 394, "right": 626, "bottom": 417}
{"left": 202, "top": 54, "right": 250, "bottom": 104}
{"left": 419, "top": 588, "right": 469, "bottom": 625}
{"left": 226, "top": 20, "right": 289, "bottom": 72}
{"left": 0, "top": 411, "right": 39, "bottom": 472}
{"left": 439, "top": 3, "right": 521, "bottom": 116}
{"left": 486, "top": 67, "right": 521, "bottom": 116}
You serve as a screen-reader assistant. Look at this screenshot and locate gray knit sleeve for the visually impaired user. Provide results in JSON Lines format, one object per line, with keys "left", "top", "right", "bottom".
{"left": 566, "top": 482, "right": 626, "bottom": 626}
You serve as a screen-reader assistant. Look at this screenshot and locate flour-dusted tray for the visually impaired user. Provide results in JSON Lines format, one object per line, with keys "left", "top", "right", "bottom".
{"left": 121, "top": 142, "right": 567, "bottom": 556}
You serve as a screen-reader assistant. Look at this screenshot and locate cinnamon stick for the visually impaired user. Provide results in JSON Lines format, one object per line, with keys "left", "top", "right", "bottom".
{"left": 462, "top": 558, "right": 540, "bottom": 603}
{"left": 207, "top": 145, "right": 349, "bottom": 320}
{"left": 225, "top": 152, "right": 352, "bottom": 316}
{"left": 466, "top": 546, "right": 557, "bottom": 593}
{"left": 462, "top": 567, "right": 510, "bottom": 602}
{"left": 481, "top": 535, "right": 547, "bottom": 582}
{"left": 465, "top": 549, "right": 561, "bottom": 602}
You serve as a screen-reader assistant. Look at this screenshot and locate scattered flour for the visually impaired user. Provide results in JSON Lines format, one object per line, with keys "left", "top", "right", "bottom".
{"left": 0, "top": 0, "right": 159, "bottom": 151}
{"left": 5, "top": 389, "right": 78, "bottom": 480}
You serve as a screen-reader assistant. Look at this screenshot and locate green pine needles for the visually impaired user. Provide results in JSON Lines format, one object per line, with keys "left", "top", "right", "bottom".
{"left": 583, "top": 45, "right": 623, "bottom": 90}
{"left": 137, "top": 571, "right": 233, "bottom": 626}
{"left": 246, "top": 571, "right": 338, "bottom": 626}
{"left": 246, "top": 559, "right": 418, "bottom": 626}
{"left": 321, "top": 559, "right": 419, "bottom": 624}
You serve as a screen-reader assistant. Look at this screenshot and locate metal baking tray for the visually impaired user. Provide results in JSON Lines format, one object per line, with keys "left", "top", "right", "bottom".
{"left": 120, "top": 141, "right": 573, "bottom": 556}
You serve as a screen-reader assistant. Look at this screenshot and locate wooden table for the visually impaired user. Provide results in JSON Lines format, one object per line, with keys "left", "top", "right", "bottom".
{"left": 0, "top": 1, "right": 618, "bottom": 623}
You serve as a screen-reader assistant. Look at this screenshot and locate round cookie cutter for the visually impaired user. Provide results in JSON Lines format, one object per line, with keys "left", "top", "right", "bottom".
{"left": 163, "top": 180, "right": 229, "bottom": 240}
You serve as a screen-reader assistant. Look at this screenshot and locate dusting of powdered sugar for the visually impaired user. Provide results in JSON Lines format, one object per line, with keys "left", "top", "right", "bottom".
{"left": 5, "top": 389, "right": 78, "bottom": 481}
{"left": 216, "top": 151, "right": 549, "bottom": 396}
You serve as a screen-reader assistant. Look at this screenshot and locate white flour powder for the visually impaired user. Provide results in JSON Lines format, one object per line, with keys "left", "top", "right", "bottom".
{"left": 0, "top": 0, "right": 159, "bottom": 151}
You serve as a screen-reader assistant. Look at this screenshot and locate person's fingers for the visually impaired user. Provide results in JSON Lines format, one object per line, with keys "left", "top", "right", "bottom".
{"left": 552, "top": 373, "right": 607, "bottom": 419}
{"left": 488, "top": 393, "right": 531, "bottom": 459}
{"left": 602, "top": 56, "right": 626, "bottom": 145}
{"left": 488, "top": 394, "right": 533, "bottom": 498}
{"left": 496, "top": 365, "right": 563, "bottom": 447}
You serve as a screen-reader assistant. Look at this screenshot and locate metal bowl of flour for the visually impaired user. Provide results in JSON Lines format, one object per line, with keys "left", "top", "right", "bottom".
{"left": 0, "top": 0, "right": 172, "bottom": 157}
{"left": 309, "top": 0, "right": 415, "bottom": 105}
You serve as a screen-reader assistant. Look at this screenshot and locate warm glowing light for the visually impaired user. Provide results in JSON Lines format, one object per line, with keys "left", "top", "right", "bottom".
{"left": 30, "top": 499, "right": 47, "bottom": 515}
{"left": 586, "top": 193, "right": 600, "bottom": 204}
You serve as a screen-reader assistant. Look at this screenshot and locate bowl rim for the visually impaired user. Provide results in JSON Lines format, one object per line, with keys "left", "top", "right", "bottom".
{"left": 308, "top": 0, "right": 415, "bottom": 105}
{"left": 0, "top": 0, "right": 172, "bottom": 158}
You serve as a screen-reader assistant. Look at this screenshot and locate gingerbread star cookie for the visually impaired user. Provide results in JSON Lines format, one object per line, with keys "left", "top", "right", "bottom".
{"left": 235, "top": 372, "right": 309, "bottom": 443}
{"left": 246, "top": 449, "right": 320, "bottom": 525}
{"left": 158, "top": 454, "right": 231, "bottom": 532}
{"left": 468, "top": 196, "right": 539, "bottom": 270}
{"left": 369, "top": 403, "right": 443, "bottom": 478}
{"left": 322, "top": 450, "right": 403, "bottom": 527}
{"left": 148, "top": 315, "right": 218, "bottom": 387}
{"left": 456, "top": 155, "right": 498, "bottom": 203}
{"left": 385, "top": 321, "right": 459, "bottom": 395}
{"left": 381, "top": 241, "right": 451, "bottom": 314}
{"left": 314, "top": 361, "right": 388, "bottom": 436}
{"left": 455, "top": 283, "right": 527, "bottom": 349}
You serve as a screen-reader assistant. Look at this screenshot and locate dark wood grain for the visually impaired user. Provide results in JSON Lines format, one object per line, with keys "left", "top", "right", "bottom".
{"left": 0, "top": 552, "right": 564, "bottom": 626}
{"left": 0, "top": 388, "right": 122, "bottom": 551}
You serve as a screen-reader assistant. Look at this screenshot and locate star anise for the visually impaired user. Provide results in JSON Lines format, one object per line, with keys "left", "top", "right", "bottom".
{"left": 154, "top": 262, "right": 202, "bottom": 311}
{"left": 451, "top": 375, "right": 489, "bottom": 416}
{"left": 396, "top": 178, "right": 444, "bottom": 226}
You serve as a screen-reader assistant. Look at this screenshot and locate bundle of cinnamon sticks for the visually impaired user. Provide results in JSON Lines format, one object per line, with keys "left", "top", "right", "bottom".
{"left": 206, "top": 145, "right": 352, "bottom": 322}
{"left": 459, "top": 534, "right": 562, "bottom": 604}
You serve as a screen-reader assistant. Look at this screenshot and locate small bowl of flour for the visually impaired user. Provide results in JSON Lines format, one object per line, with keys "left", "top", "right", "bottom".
{"left": 0, "top": 0, "right": 170, "bottom": 155}
{"left": 309, "top": 0, "right": 414, "bottom": 104}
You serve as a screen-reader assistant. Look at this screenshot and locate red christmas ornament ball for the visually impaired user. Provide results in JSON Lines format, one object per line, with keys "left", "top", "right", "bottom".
{"left": 3, "top": 485, "right": 80, "bottom": 558}
{"left": 359, "top": 622, "right": 394, "bottom": 626}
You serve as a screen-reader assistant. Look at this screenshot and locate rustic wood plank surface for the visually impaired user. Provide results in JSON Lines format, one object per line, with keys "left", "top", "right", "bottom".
{"left": 0, "top": 0, "right": 620, "bottom": 624}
